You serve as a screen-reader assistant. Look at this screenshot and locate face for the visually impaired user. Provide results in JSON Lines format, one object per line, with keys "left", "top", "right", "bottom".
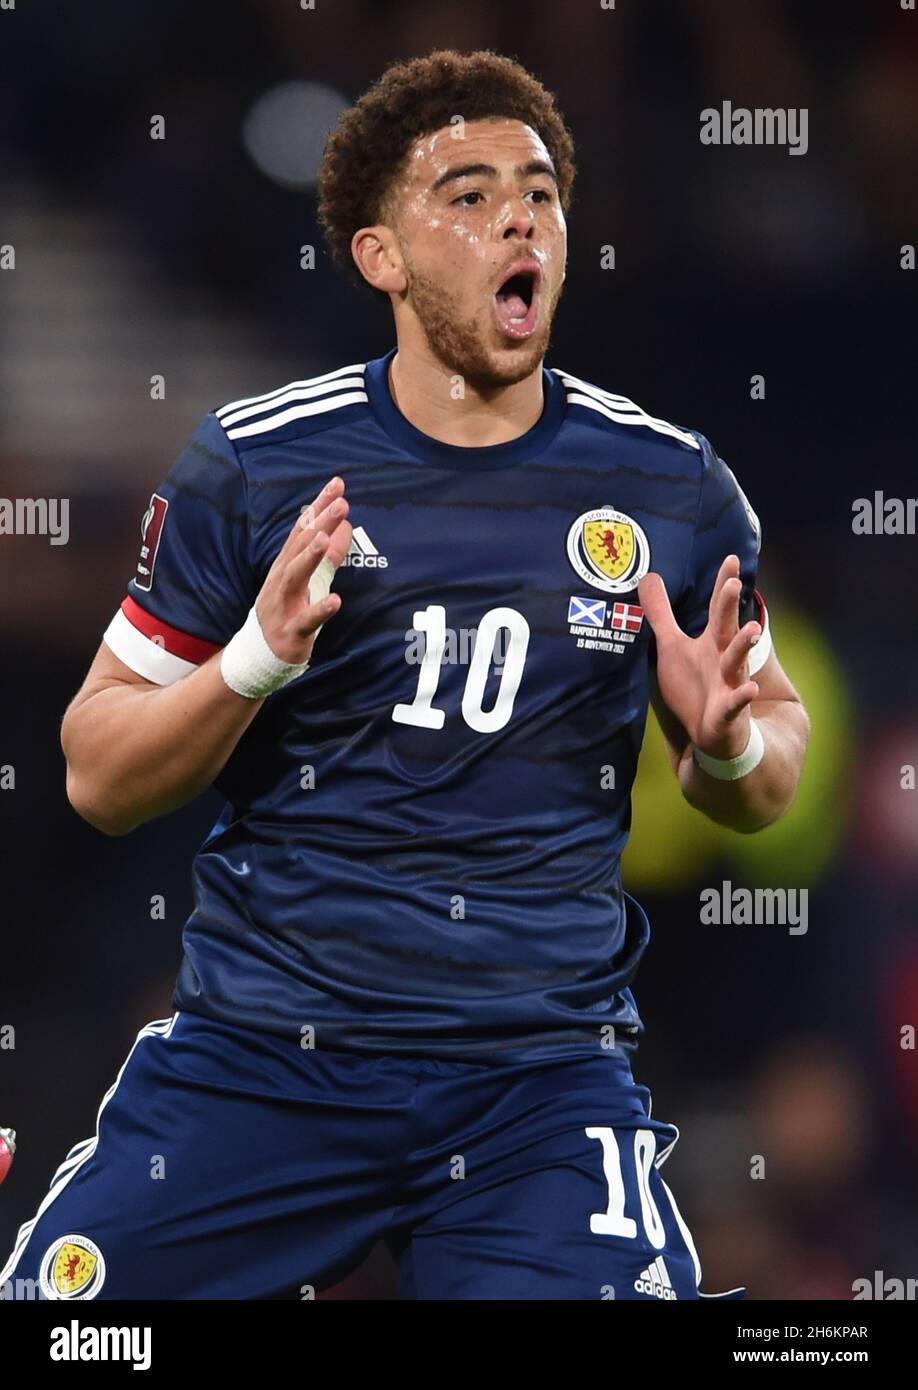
{"left": 384, "top": 117, "right": 568, "bottom": 389}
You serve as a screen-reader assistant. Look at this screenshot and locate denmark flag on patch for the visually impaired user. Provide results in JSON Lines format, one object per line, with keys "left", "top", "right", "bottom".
{"left": 611, "top": 602, "right": 644, "bottom": 633}
{"left": 135, "top": 493, "right": 168, "bottom": 592}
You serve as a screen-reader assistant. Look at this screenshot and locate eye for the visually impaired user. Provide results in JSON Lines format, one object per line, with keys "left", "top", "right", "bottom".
{"left": 453, "top": 190, "right": 483, "bottom": 207}
{"left": 527, "top": 188, "right": 553, "bottom": 204}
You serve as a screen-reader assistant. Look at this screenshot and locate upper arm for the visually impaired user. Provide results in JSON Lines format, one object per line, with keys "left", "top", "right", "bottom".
{"left": 64, "top": 409, "right": 253, "bottom": 732}
{"left": 90, "top": 409, "right": 254, "bottom": 690}
{"left": 62, "top": 639, "right": 160, "bottom": 734}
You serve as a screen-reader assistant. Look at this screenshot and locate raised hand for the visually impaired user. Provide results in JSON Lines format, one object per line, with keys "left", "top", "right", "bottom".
{"left": 637, "top": 554, "right": 762, "bottom": 760}
{"left": 255, "top": 477, "right": 353, "bottom": 665}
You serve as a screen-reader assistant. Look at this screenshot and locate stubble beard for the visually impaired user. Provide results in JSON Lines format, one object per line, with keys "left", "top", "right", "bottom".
{"left": 403, "top": 256, "right": 563, "bottom": 393}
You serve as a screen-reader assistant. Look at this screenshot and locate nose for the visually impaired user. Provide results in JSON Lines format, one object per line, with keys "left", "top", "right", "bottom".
{"left": 498, "top": 194, "right": 536, "bottom": 241}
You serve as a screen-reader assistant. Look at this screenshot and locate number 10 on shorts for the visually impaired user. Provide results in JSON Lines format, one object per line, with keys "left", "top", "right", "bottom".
{"left": 586, "top": 1126, "right": 667, "bottom": 1249}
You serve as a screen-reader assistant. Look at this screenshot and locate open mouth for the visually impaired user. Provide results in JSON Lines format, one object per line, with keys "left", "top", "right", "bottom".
{"left": 494, "top": 261, "right": 541, "bottom": 341}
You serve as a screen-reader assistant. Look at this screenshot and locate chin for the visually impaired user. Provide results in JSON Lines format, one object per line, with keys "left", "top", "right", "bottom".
{"left": 417, "top": 296, "right": 557, "bottom": 392}
{"left": 458, "top": 324, "right": 554, "bottom": 391}
{"left": 483, "top": 335, "right": 553, "bottom": 388}
{"left": 486, "top": 353, "right": 544, "bottom": 387}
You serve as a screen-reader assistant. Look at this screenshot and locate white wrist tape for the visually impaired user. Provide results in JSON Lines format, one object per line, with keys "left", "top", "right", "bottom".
{"left": 220, "top": 556, "right": 337, "bottom": 700}
{"left": 692, "top": 718, "right": 765, "bottom": 781}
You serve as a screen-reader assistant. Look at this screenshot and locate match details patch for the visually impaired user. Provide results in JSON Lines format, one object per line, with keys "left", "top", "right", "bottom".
{"left": 568, "top": 596, "right": 644, "bottom": 655}
{"left": 565, "top": 506, "right": 650, "bottom": 594}
{"left": 135, "top": 493, "right": 168, "bottom": 592}
{"left": 39, "top": 1234, "right": 106, "bottom": 1300}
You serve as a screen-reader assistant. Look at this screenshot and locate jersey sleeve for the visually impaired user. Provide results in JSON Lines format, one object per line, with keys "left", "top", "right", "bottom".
{"left": 102, "top": 411, "right": 254, "bottom": 685}
{"left": 674, "top": 434, "right": 772, "bottom": 674}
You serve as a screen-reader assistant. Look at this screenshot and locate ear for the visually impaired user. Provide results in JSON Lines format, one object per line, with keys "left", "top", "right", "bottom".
{"left": 351, "top": 225, "right": 407, "bottom": 296}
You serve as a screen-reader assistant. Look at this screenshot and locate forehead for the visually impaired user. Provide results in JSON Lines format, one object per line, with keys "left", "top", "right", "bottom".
{"left": 403, "top": 118, "right": 553, "bottom": 187}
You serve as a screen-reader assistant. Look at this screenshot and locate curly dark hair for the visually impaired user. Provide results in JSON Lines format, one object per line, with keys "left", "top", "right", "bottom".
{"left": 318, "top": 49, "right": 576, "bottom": 298}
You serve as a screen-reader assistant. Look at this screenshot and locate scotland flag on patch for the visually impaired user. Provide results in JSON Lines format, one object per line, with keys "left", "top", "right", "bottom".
{"left": 568, "top": 596, "right": 606, "bottom": 627}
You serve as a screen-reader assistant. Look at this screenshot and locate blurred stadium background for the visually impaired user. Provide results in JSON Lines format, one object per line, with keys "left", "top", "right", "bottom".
{"left": 1, "top": 0, "right": 916, "bottom": 1299}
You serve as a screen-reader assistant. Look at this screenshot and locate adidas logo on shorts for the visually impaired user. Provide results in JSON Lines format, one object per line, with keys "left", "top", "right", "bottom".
{"left": 634, "top": 1256, "right": 677, "bottom": 1300}
{"left": 342, "top": 526, "right": 388, "bottom": 568}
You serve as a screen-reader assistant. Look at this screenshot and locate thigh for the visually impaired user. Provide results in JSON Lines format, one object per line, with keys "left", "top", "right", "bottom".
{"left": 2, "top": 1014, "right": 406, "bottom": 1300}
{"left": 400, "top": 1058, "right": 742, "bottom": 1301}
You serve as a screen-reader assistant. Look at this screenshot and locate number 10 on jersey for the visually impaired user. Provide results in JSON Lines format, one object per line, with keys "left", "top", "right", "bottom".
{"left": 392, "top": 604, "right": 530, "bottom": 734}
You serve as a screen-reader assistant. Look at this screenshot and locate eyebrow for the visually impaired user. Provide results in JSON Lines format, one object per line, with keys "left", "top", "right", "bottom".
{"left": 430, "top": 159, "right": 559, "bottom": 194}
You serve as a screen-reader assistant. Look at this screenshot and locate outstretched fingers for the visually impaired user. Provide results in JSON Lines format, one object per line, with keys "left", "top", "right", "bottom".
{"left": 708, "top": 556, "right": 744, "bottom": 653}
{"left": 718, "top": 678, "right": 760, "bottom": 723}
{"left": 720, "top": 619, "right": 763, "bottom": 686}
{"left": 279, "top": 498, "right": 349, "bottom": 594}
{"left": 282, "top": 517, "right": 353, "bottom": 630}
{"left": 637, "top": 571, "right": 682, "bottom": 645}
{"left": 275, "top": 478, "right": 347, "bottom": 569}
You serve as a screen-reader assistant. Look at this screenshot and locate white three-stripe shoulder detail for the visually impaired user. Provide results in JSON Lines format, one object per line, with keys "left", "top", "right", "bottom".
{"left": 223, "top": 389, "right": 368, "bottom": 440}
{"left": 554, "top": 369, "right": 701, "bottom": 450}
{"left": 215, "top": 362, "right": 366, "bottom": 419}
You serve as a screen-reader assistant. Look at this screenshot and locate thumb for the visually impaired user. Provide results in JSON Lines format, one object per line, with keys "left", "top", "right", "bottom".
{"left": 637, "top": 572, "right": 681, "bottom": 644}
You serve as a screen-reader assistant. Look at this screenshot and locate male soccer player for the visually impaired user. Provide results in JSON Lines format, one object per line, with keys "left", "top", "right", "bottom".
{"left": 3, "top": 50, "right": 809, "bottom": 1301}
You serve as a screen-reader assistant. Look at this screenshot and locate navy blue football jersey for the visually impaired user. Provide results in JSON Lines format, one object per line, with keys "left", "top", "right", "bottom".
{"left": 103, "top": 350, "right": 771, "bottom": 1061}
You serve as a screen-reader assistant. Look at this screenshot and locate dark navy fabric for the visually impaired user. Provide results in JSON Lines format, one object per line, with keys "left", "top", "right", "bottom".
{"left": 2, "top": 1013, "right": 744, "bottom": 1300}
{"left": 116, "top": 350, "right": 761, "bottom": 1060}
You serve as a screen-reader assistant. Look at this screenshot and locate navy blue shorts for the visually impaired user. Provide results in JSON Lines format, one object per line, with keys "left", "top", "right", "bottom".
{"left": 1, "top": 1012, "right": 744, "bottom": 1301}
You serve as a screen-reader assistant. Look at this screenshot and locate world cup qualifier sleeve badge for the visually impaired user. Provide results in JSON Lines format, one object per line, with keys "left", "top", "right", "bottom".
{"left": 565, "top": 507, "right": 650, "bottom": 656}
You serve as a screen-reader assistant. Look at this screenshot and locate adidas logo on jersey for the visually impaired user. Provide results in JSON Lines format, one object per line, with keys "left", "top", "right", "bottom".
{"left": 634, "top": 1256, "right": 677, "bottom": 1300}
{"left": 342, "top": 526, "right": 388, "bottom": 568}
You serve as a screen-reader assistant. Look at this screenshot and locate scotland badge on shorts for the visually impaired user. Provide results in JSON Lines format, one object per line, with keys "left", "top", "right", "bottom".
{"left": 39, "top": 1234, "right": 106, "bottom": 1299}
{"left": 566, "top": 507, "right": 650, "bottom": 594}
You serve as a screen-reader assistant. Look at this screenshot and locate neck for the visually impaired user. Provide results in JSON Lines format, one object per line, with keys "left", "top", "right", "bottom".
{"left": 387, "top": 341, "right": 544, "bottom": 449}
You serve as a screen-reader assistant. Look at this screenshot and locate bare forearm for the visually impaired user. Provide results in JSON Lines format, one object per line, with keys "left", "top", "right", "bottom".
{"left": 677, "top": 698, "right": 810, "bottom": 833}
{"left": 62, "top": 654, "right": 262, "bottom": 835}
